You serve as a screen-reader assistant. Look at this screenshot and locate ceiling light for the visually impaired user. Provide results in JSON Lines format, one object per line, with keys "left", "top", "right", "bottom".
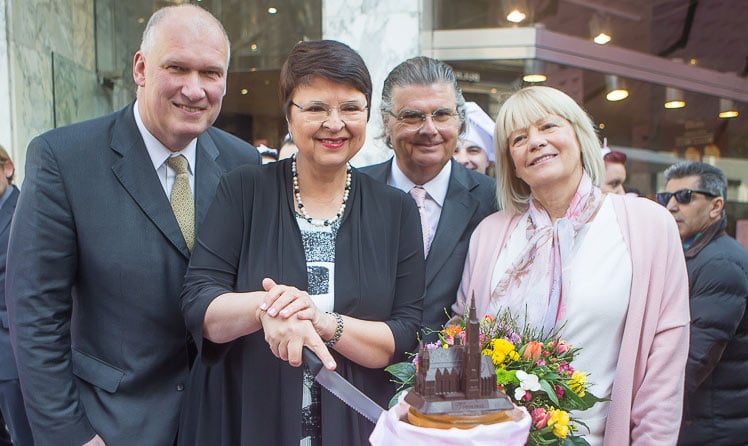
{"left": 605, "top": 75, "right": 629, "bottom": 101}
{"left": 267, "top": 7, "right": 278, "bottom": 14}
{"left": 593, "top": 33, "right": 612, "bottom": 45}
{"left": 507, "top": 9, "right": 527, "bottom": 23}
{"left": 240, "top": 88, "right": 249, "bottom": 95}
{"left": 522, "top": 59, "right": 546, "bottom": 83}
{"left": 589, "top": 14, "right": 612, "bottom": 45}
{"left": 502, "top": 0, "right": 529, "bottom": 24}
{"left": 664, "top": 87, "right": 686, "bottom": 109}
{"left": 719, "top": 98, "right": 739, "bottom": 118}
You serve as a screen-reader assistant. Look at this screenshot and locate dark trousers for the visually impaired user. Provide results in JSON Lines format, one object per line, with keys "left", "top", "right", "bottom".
{"left": 0, "top": 379, "right": 33, "bottom": 446}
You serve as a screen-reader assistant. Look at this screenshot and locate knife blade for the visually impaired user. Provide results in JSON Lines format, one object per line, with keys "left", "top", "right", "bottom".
{"left": 302, "top": 346, "right": 385, "bottom": 424}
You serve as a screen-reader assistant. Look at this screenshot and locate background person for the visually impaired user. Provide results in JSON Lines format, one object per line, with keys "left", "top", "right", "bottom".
{"left": 177, "top": 40, "right": 424, "bottom": 445}
{"left": 453, "top": 101, "right": 496, "bottom": 175}
{"left": 278, "top": 132, "right": 299, "bottom": 160}
{"left": 454, "top": 86, "right": 690, "bottom": 445}
{"left": 361, "top": 57, "right": 495, "bottom": 340}
{"left": 657, "top": 162, "right": 748, "bottom": 445}
{"left": 602, "top": 149, "right": 627, "bottom": 195}
{"left": 0, "top": 146, "right": 33, "bottom": 446}
{"left": 6, "top": 5, "right": 258, "bottom": 445}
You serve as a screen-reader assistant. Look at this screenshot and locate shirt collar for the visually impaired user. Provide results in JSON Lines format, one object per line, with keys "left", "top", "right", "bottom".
{"left": 388, "top": 157, "right": 452, "bottom": 207}
{"left": 133, "top": 100, "right": 197, "bottom": 174}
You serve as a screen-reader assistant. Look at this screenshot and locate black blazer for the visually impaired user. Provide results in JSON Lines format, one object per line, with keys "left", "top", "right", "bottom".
{"left": 6, "top": 104, "right": 258, "bottom": 446}
{"left": 178, "top": 160, "right": 425, "bottom": 445}
{"left": 361, "top": 158, "right": 497, "bottom": 338}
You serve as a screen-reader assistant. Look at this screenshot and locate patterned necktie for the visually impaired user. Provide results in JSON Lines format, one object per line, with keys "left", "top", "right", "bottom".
{"left": 409, "top": 186, "right": 431, "bottom": 257}
{"left": 166, "top": 155, "right": 195, "bottom": 252}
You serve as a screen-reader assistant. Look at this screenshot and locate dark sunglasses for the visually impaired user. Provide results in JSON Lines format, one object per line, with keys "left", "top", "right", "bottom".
{"left": 655, "top": 189, "right": 718, "bottom": 206}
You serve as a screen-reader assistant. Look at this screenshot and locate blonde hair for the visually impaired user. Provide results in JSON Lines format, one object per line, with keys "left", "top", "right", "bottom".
{"left": 494, "top": 86, "right": 604, "bottom": 215}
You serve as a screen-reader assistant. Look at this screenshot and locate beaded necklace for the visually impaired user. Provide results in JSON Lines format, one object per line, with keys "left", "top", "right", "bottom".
{"left": 292, "top": 155, "right": 352, "bottom": 227}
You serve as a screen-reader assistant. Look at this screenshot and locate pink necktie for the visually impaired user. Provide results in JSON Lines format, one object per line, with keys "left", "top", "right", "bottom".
{"left": 410, "top": 186, "right": 431, "bottom": 257}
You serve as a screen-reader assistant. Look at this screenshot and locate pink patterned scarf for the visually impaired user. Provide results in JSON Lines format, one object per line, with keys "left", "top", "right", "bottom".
{"left": 490, "top": 173, "right": 602, "bottom": 332}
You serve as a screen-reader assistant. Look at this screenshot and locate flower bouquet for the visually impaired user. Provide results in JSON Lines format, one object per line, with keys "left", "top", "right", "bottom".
{"left": 386, "top": 310, "right": 605, "bottom": 446}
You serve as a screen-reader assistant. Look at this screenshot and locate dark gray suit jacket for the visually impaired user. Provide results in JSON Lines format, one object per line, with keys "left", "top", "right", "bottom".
{"left": 0, "top": 185, "right": 19, "bottom": 381}
{"left": 361, "top": 158, "right": 496, "bottom": 339}
{"left": 6, "top": 104, "right": 258, "bottom": 446}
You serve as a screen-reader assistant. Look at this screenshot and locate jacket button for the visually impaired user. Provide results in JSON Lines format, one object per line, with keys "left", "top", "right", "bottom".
{"left": 176, "top": 383, "right": 185, "bottom": 391}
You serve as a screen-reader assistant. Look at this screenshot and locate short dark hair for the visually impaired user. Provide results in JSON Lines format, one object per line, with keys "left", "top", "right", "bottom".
{"left": 380, "top": 56, "right": 466, "bottom": 136}
{"left": 279, "top": 40, "right": 372, "bottom": 121}
{"left": 663, "top": 161, "right": 726, "bottom": 199}
{"left": 604, "top": 150, "right": 627, "bottom": 165}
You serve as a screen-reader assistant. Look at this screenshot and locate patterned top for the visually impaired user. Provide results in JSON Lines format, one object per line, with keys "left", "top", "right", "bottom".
{"left": 297, "top": 215, "right": 340, "bottom": 446}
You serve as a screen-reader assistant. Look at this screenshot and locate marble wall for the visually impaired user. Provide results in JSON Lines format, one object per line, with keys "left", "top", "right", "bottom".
{"left": 323, "top": 0, "right": 422, "bottom": 167}
{"left": 0, "top": 0, "right": 11, "bottom": 153}
{"left": 6, "top": 0, "right": 115, "bottom": 184}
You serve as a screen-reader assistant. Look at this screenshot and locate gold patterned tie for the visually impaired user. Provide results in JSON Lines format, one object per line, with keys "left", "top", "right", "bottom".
{"left": 166, "top": 155, "right": 195, "bottom": 252}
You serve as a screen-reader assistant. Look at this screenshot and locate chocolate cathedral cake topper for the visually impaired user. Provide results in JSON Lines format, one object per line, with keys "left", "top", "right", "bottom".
{"left": 405, "top": 295, "right": 514, "bottom": 416}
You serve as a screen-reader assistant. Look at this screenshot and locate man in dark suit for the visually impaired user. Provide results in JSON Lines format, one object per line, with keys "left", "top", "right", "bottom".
{"left": 6, "top": 5, "right": 258, "bottom": 446}
{"left": 361, "top": 57, "right": 496, "bottom": 340}
{"left": 0, "top": 146, "right": 33, "bottom": 446}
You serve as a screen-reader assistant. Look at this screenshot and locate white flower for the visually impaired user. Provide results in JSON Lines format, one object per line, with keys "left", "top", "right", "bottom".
{"left": 514, "top": 370, "right": 541, "bottom": 401}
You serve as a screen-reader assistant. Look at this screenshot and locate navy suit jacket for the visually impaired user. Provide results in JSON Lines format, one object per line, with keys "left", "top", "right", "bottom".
{"left": 0, "top": 185, "right": 19, "bottom": 380}
{"left": 6, "top": 104, "right": 258, "bottom": 446}
{"left": 360, "top": 158, "right": 496, "bottom": 338}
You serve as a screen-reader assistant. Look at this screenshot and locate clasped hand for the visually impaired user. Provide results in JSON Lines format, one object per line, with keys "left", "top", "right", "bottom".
{"left": 257, "top": 278, "right": 337, "bottom": 370}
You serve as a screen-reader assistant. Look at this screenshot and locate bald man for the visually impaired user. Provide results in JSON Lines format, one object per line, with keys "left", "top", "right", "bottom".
{"left": 6, "top": 5, "right": 258, "bottom": 445}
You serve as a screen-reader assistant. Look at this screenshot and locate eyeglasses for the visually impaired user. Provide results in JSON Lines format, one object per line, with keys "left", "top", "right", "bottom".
{"left": 291, "top": 101, "right": 368, "bottom": 123}
{"left": 387, "top": 108, "right": 458, "bottom": 129}
{"left": 655, "top": 189, "right": 718, "bottom": 206}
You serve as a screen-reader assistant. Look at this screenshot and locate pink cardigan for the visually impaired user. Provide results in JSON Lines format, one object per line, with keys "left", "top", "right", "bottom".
{"left": 453, "top": 194, "right": 690, "bottom": 446}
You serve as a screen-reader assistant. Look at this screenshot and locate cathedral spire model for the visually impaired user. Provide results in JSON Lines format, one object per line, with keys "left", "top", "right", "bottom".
{"left": 405, "top": 295, "right": 513, "bottom": 417}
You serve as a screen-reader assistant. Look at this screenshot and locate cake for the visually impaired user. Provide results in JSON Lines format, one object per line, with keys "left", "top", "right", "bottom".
{"left": 369, "top": 297, "right": 531, "bottom": 445}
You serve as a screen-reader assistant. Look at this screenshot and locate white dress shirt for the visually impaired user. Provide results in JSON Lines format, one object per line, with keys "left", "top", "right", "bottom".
{"left": 388, "top": 158, "right": 452, "bottom": 248}
{"left": 133, "top": 100, "right": 197, "bottom": 196}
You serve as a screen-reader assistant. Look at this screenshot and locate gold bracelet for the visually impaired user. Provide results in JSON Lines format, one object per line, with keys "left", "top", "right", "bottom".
{"left": 324, "top": 312, "right": 344, "bottom": 348}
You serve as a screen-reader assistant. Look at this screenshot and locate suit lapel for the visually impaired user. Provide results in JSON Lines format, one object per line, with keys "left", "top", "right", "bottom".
{"left": 109, "top": 105, "right": 190, "bottom": 259}
{"left": 425, "top": 162, "right": 479, "bottom": 286}
{"left": 194, "top": 130, "right": 222, "bottom": 228}
{"left": 0, "top": 186, "right": 19, "bottom": 235}
{"left": 363, "top": 158, "right": 392, "bottom": 183}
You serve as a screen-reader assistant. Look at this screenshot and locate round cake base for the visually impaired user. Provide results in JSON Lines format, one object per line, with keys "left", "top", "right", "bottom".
{"left": 406, "top": 407, "right": 514, "bottom": 430}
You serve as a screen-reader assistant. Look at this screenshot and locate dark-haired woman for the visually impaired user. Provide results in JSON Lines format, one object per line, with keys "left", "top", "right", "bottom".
{"left": 177, "top": 40, "right": 424, "bottom": 445}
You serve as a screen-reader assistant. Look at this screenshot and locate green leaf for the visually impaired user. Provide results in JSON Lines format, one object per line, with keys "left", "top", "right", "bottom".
{"left": 539, "top": 378, "right": 560, "bottom": 406}
{"left": 388, "top": 387, "right": 411, "bottom": 409}
{"left": 385, "top": 362, "right": 416, "bottom": 384}
{"left": 563, "top": 435, "right": 591, "bottom": 446}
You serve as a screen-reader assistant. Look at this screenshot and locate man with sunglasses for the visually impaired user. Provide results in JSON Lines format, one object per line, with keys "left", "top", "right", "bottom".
{"left": 362, "top": 57, "right": 496, "bottom": 340}
{"left": 659, "top": 161, "right": 748, "bottom": 445}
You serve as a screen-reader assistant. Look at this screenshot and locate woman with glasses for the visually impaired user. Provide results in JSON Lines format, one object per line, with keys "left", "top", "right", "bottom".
{"left": 453, "top": 86, "right": 690, "bottom": 445}
{"left": 178, "top": 40, "right": 425, "bottom": 445}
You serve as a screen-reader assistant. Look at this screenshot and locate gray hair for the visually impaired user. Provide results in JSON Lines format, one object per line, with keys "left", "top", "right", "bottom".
{"left": 663, "top": 161, "right": 727, "bottom": 199}
{"left": 494, "top": 86, "right": 605, "bottom": 215}
{"left": 380, "top": 56, "right": 466, "bottom": 146}
{"left": 140, "top": 4, "right": 231, "bottom": 64}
